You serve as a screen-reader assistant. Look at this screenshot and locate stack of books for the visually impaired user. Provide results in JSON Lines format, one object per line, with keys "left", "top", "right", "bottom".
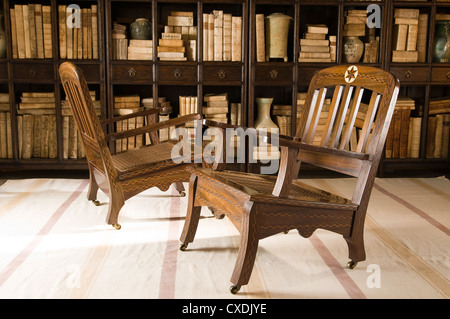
{"left": 58, "top": 5, "right": 99, "bottom": 60}
{"left": 16, "top": 92, "right": 57, "bottom": 159}
{"left": 385, "top": 96, "right": 416, "bottom": 159}
{"left": 344, "top": 9, "right": 379, "bottom": 63}
{"left": 61, "top": 91, "right": 100, "bottom": 159}
{"left": 112, "top": 23, "right": 128, "bottom": 60}
{"left": 391, "top": 8, "right": 422, "bottom": 63}
{"left": 158, "top": 11, "right": 196, "bottom": 61}
{"left": 0, "top": 93, "right": 12, "bottom": 159}
{"left": 429, "top": 97, "right": 450, "bottom": 115}
{"left": 128, "top": 39, "right": 153, "bottom": 60}
{"left": 202, "top": 10, "right": 242, "bottom": 62}
{"left": 203, "top": 93, "right": 228, "bottom": 124}
{"left": 10, "top": 4, "right": 53, "bottom": 59}
{"left": 299, "top": 24, "right": 334, "bottom": 63}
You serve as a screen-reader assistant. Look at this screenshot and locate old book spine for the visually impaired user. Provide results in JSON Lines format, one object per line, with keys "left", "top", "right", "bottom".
{"left": 417, "top": 14, "right": 428, "bottom": 62}
{"left": 58, "top": 5, "right": 67, "bottom": 59}
{"left": 63, "top": 116, "right": 69, "bottom": 159}
{"left": 33, "top": 115, "right": 41, "bottom": 157}
{"left": 82, "top": 8, "right": 88, "bottom": 59}
{"left": 0, "top": 112, "right": 6, "bottom": 158}
{"left": 426, "top": 116, "right": 437, "bottom": 158}
{"left": 213, "top": 10, "right": 223, "bottom": 61}
{"left": 23, "top": 5, "right": 31, "bottom": 58}
{"left": 48, "top": 115, "right": 57, "bottom": 159}
{"left": 35, "top": 4, "right": 44, "bottom": 59}
{"left": 77, "top": 10, "right": 83, "bottom": 59}
{"left": 66, "top": 6, "right": 73, "bottom": 59}
{"left": 10, "top": 8, "right": 18, "bottom": 59}
{"left": 231, "top": 16, "right": 242, "bottom": 62}
{"left": 6, "top": 112, "right": 13, "bottom": 158}
{"left": 434, "top": 114, "right": 443, "bottom": 158}
{"left": 399, "top": 109, "right": 411, "bottom": 158}
{"left": 208, "top": 13, "right": 214, "bottom": 61}
{"left": 223, "top": 13, "right": 232, "bottom": 61}
{"left": 203, "top": 13, "right": 209, "bottom": 61}
{"left": 91, "top": 5, "right": 98, "bottom": 59}
{"left": 28, "top": 4, "right": 37, "bottom": 58}
{"left": 40, "top": 114, "right": 49, "bottom": 158}
{"left": 406, "top": 24, "right": 418, "bottom": 51}
{"left": 167, "top": 16, "right": 194, "bottom": 27}
{"left": 87, "top": 8, "right": 92, "bottom": 59}
{"left": 22, "top": 114, "right": 34, "bottom": 159}
{"left": 442, "top": 114, "right": 450, "bottom": 158}
{"left": 392, "top": 24, "right": 408, "bottom": 51}
{"left": 15, "top": 5, "right": 25, "bottom": 59}
{"left": 255, "top": 14, "right": 265, "bottom": 62}
{"left": 42, "top": 6, "right": 53, "bottom": 58}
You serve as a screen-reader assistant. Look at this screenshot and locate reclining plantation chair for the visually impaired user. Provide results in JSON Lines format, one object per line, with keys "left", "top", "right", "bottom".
{"left": 59, "top": 62, "right": 202, "bottom": 229}
{"left": 178, "top": 65, "right": 399, "bottom": 294}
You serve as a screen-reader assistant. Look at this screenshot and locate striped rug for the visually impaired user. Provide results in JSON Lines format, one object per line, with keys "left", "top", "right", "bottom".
{"left": 0, "top": 177, "right": 448, "bottom": 299}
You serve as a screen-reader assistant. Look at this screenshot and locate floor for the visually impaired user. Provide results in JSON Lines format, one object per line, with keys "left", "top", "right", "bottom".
{"left": 0, "top": 176, "right": 448, "bottom": 299}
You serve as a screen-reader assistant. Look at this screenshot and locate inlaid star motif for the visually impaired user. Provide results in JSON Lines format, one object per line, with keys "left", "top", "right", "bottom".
{"left": 344, "top": 65, "right": 358, "bottom": 83}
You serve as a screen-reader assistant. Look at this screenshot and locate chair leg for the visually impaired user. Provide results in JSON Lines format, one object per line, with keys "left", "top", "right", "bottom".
{"left": 345, "top": 232, "right": 366, "bottom": 268}
{"left": 179, "top": 175, "right": 201, "bottom": 250}
{"left": 230, "top": 201, "right": 259, "bottom": 294}
{"left": 87, "top": 170, "right": 100, "bottom": 205}
{"left": 174, "top": 182, "right": 186, "bottom": 197}
{"left": 105, "top": 186, "right": 125, "bottom": 230}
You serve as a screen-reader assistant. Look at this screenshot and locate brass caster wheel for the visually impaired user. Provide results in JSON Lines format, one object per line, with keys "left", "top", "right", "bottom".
{"left": 347, "top": 260, "right": 358, "bottom": 269}
{"left": 92, "top": 200, "right": 100, "bottom": 206}
{"left": 180, "top": 243, "right": 188, "bottom": 251}
{"left": 112, "top": 223, "right": 121, "bottom": 230}
{"left": 283, "top": 230, "right": 289, "bottom": 234}
{"left": 230, "top": 285, "right": 241, "bottom": 295}
{"left": 179, "top": 191, "right": 186, "bottom": 197}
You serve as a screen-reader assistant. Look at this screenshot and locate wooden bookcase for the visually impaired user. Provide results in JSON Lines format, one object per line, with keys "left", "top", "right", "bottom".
{"left": 0, "top": 0, "right": 449, "bottom": 176}
{"left": 0, "top": 0, "right": 106, "bottom": 170}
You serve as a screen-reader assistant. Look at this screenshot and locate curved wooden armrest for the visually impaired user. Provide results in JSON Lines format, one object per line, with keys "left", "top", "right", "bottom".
{"left": 106, "top": 113, "right": 202, "bottom": 141}
{"left": 100, "top": 107, "right": 169, "bottom": 125}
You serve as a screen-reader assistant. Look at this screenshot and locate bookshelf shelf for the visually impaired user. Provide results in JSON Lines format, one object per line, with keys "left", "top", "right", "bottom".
{"left": 0, "top": 0, "right": 448, "bottom": 176}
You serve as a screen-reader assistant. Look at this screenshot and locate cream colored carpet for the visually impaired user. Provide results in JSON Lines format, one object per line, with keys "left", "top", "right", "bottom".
{"left": 0, "top": 176, "right": 448, "bottom": 299}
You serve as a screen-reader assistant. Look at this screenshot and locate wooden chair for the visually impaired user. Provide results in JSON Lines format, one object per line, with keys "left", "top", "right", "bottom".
{"left": 59, "top": 62, "right": 201, "bottom": 229}
{"left": 178, "top": 65, "right": 400, "bottom": 294}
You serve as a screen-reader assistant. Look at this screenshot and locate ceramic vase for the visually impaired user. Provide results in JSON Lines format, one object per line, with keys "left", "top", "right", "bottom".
{"left": 343, "top": 36, "right": 364, "bottom": 63}
{"left": 0, "top": 11, "right": 6, "bottom": 59}
{"left": 433, "top": 20, "right": 450, "bottom": 63}
{"left": 265, "top": 13, "right": 292, "bottom": 62}
{"left": 130, "top": 18, "right": 151, "bottom": 40}
{"left": 254, "top": 98, "right": 278, "bottom": 130}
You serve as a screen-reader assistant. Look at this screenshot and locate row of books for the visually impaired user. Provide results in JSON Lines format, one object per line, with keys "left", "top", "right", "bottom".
{"left": 299, "top": 24, "right": 336, "bottom": 63}
{"left": 10, "top": 4, "right": 53, "bottom": 59}
{"left": 391, "top": 8, "right": 428, "bottom": 63}
{"left": 0, "top": 112, "right": 13, "bottom": 159}
{"left": 385, "top": 96, "right": 418, "bottom": 158}
{"left": 58, "top": 5, "right": 99, "bottom": 60}
{"left": 203, "top": 11, "right": 242, "bottom": 62}
{"left": 427, "top": 114, "right": 450, "bottom": 159}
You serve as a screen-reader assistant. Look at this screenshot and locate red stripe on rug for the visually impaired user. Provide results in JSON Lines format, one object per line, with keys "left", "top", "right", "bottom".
{"left": 158, "top": 188, "right": 182, "bottom": 299}
{"left": 0, "top": 180, "right": 88, "bottom": 287}
{"left": 309, "top": 234, "right": 367, "bottom": 299}
{"left": 373, "top": 183, "right": 450, "bottom": 236}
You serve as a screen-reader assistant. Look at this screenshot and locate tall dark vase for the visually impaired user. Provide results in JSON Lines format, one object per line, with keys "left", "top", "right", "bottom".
{"left": 433, "top": 20, "right": 450, "bottom": 63}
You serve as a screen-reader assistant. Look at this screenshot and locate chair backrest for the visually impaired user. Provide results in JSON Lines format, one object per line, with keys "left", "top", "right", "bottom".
{"left": 59, "top": 62, "right": 115, "bottom": 178}
{"left": 293, "top": 65, "right": 399, "bottom": 206}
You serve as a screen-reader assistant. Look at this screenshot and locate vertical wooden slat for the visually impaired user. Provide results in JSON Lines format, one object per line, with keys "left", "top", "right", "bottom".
{"left": 357, "top": 91, "right": 380, "bottom": 153}
{"left": 329, "top": 85, "right": 353, "bottom": 148}
{"left": 300, "top": 89, "right": 319, "bottom": 141}
{"left": 339, "top": 87, "right": 364, "bottom": 150}
{"left": 305, "top": 87, "right": 327, "bottom": 144}
{"left": 320, "top": 85, "right": 343, "bottom": 146}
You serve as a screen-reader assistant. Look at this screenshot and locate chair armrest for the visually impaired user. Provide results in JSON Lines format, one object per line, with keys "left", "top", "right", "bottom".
{"left": 272, "top": 138, "right": 372, "bottom": 161}
{"left": 106, "top": 113, "right": 202, "bottom": 141}
{"left": 100, "top": 107, "right": 169, "bottom": 125}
